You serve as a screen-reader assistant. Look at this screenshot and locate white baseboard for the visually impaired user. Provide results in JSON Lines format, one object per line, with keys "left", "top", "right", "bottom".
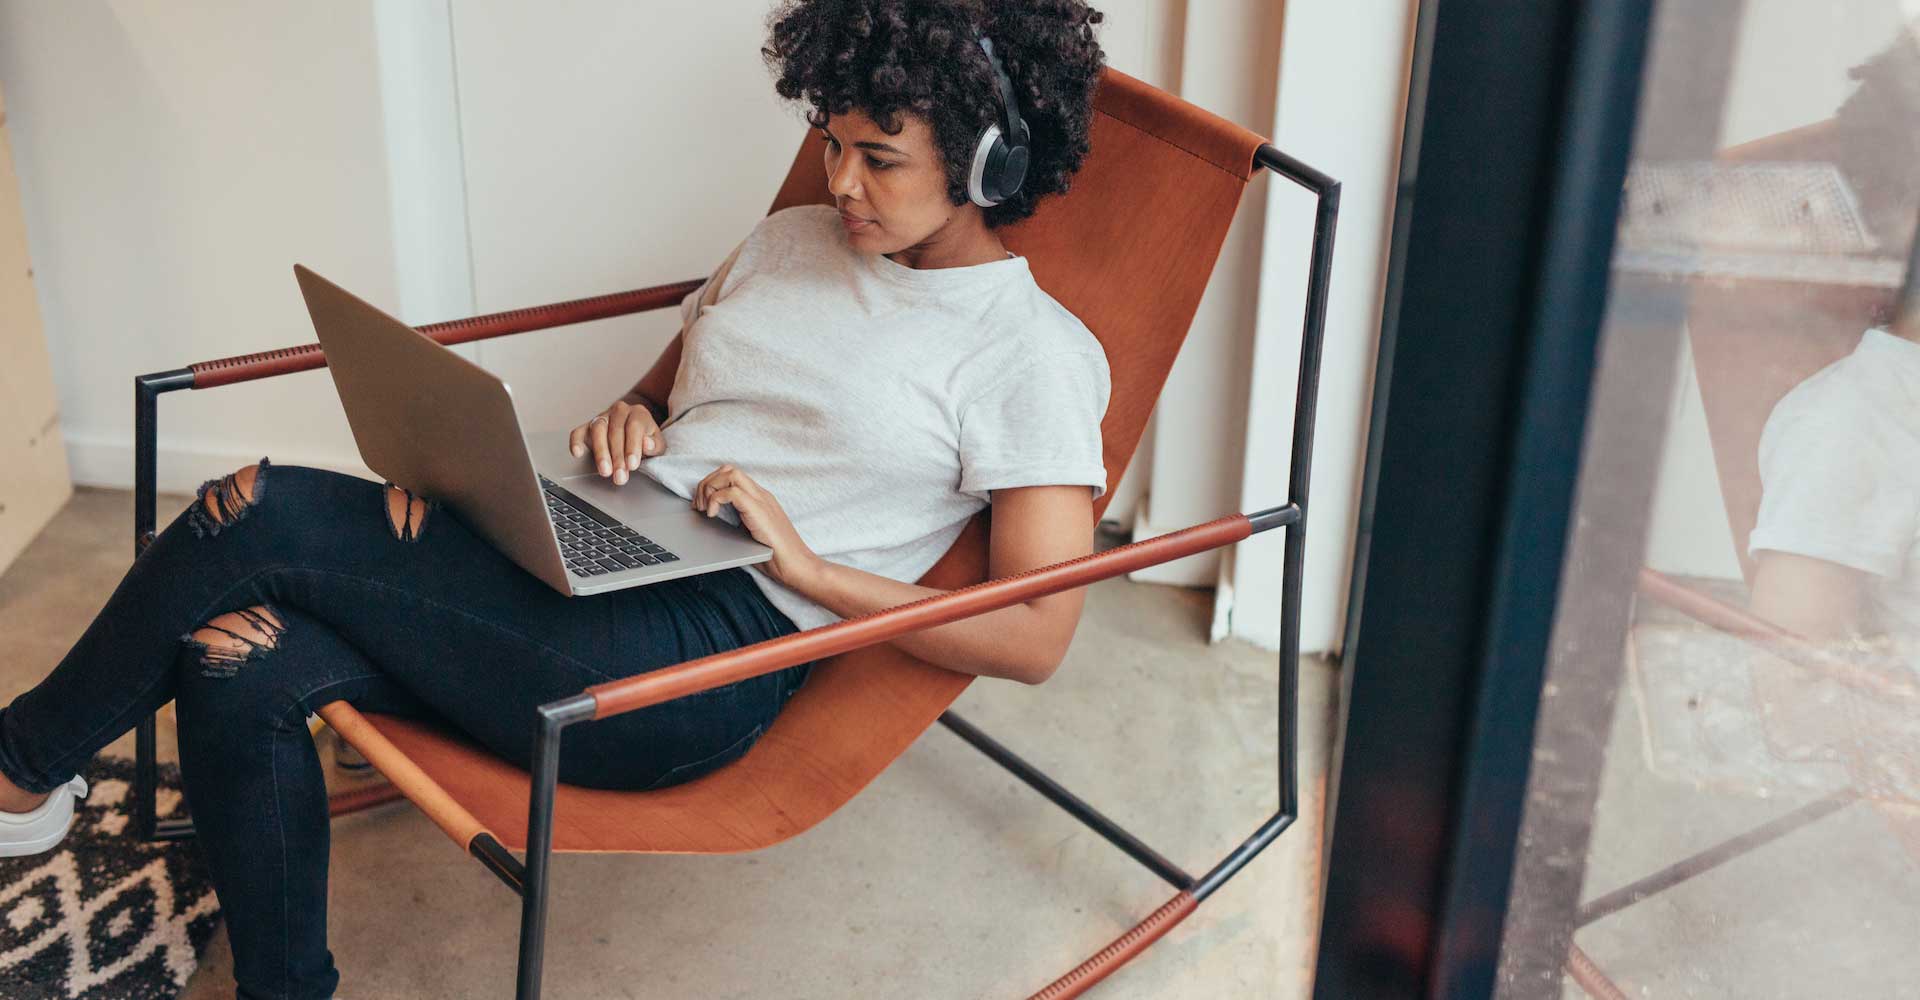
{"left": 1211, "top": 544, "right": 1286, "bottom": 652}
{"left": 65, "top": 433, "right": 376, "bottom": 495}
{"left": 1210, "top": 554, "right": 1234, "bottom": 645}
{"left": 1231, "top": 600, "right": 1283, "bottom": 652}
{"left": 1125, "top": 492, "right": 1285, "bottom": 651}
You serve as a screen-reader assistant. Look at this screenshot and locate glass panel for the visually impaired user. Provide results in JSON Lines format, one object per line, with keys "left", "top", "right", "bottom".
{"left": 1496, "top": 4, "right": 1920, "bottom": 997}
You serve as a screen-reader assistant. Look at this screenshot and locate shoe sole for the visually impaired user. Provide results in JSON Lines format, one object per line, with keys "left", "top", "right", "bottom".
{"left": 0, "top": 810, "right": 76, "bottom": 857}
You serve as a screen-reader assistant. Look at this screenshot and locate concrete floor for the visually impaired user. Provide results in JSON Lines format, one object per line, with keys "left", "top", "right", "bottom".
{"left": 0, "top": 485, "right": 1334, "bottom": 999}
{"left": 1545, "top": 580, "right": 1920, "bottom": 999}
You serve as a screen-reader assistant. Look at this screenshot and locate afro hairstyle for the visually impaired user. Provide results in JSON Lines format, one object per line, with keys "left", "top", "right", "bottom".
{"left": 760, "top": 0, "right": 1108, "bottom": 229}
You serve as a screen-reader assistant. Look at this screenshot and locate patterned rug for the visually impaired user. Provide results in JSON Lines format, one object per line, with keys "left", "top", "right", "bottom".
{"left": 0, "top": 756, "right": 221, "bottom": 999}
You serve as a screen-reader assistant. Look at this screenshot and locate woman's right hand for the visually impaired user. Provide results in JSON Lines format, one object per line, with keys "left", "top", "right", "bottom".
{"left": 568, "top": 395, "right": 665, "bottom": 485}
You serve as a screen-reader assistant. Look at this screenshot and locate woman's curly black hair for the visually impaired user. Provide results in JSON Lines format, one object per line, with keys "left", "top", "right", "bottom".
{"left": 760, "top": 0, "right": 1107, "bottom": 229}
{"left": 1833, "top": 28, "right": 1920, "bottom": 255}
{"left": 1831, "top": 27, "right": 1920, "bottom": 326}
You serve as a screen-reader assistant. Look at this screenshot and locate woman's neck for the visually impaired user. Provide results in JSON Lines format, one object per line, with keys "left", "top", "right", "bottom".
{"left": 884, "top": 217, "right": 1010, "bottom": 270}
{"left": 1891, "top": 313, "right": 1920, "bottom": 344}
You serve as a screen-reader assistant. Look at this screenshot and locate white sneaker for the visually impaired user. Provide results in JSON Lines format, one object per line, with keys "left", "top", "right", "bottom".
{"left": 0, "top": 774, "right": 90, "bottom": 857}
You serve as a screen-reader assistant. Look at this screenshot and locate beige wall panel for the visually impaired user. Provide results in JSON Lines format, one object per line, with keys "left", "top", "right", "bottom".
{"left": 0, "top": 83, "right": 73, "bottom": 575}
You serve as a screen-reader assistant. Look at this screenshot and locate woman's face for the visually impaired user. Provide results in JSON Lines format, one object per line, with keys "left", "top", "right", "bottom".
{"left": 820, "top": 108, "right": 980, "bottom": 260}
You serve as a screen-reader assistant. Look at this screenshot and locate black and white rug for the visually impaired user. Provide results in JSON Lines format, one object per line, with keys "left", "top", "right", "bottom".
{"left": 0, "top": 756, "right": 221, "bottom": 999}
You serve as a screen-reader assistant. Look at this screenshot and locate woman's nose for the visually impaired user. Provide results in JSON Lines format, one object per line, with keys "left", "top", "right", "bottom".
{"left": 826, "top": 160, "right": 859, "bottom": 198}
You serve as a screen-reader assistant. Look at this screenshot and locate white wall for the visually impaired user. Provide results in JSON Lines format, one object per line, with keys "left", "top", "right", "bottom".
{"left": 1106, "top": 0, "right": 1416, "bottom": 657}
{"left": 372, "top": 1, "right": 474, "bottom": 329}
{"left": 1224, "top": 0, "right": 1414, "bottom": 653}
{"left": 447, "top": 0, "right": 801, "bottom": 436}
{"left": 1125, "top": 0, "right": 1282, "bottom": 594}
{"left": 0, "top": 1, "right": 402, "bottom": 492}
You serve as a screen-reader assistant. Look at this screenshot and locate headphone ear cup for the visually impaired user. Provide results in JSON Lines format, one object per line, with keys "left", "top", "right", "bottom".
{"left": 1006, "top": 118, "right": 1036, "bottom": 194}
{"left": 1002, "top": 144, "right": 1029, "bottom": 197}
{"left": 968, "top": 122, "right": 1006, "bottom": 207}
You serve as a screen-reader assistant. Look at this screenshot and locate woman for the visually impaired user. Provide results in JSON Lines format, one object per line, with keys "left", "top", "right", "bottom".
{"left": 1744, "top": 22, "right": 1920, "bottom": 859}
{"left": 0, "top": 1, "right": 1111, "bottom": 997}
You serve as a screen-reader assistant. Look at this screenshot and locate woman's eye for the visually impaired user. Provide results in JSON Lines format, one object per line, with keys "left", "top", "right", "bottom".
{"left": 820, "top": 133, "right": 893, "bottom": 170}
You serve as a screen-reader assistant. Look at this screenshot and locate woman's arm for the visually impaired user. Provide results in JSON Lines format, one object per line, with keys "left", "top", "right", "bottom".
{"left": 787, "top": 484, "right": 1098, "bottom": 686}
{"left": 620, "top": 332, "right": 683, "bottom": 425}
{"left": 625, "top": 236, "right": 745, "bottom": 422}
{"left": 1749, "top": 550, "right": 1870, "bottom": 639}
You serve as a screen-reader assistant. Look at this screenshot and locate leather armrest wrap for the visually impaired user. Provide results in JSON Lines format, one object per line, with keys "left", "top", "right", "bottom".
{"left": 584, "top": 511, "right": 1258, "bottom": 720}
{"left": 187, "top": 278, "right": 704, "bottom": 389}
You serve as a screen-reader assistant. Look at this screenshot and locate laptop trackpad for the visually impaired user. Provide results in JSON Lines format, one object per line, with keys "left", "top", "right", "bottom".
{"left": 556, "top": 470, "right": 693, "bottom": 519}
{"left": 526, "top": 428, "right": 696, "bottom": 519}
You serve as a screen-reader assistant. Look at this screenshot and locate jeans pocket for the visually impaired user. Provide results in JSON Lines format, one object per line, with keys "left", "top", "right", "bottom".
{"left": 640, "top": 721, "right": 764, "bottom": 792}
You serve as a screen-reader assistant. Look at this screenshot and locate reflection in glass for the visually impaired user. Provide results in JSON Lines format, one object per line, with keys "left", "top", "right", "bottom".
{"left": 1499, "top": 7, "right": 1920, "bottom": 998}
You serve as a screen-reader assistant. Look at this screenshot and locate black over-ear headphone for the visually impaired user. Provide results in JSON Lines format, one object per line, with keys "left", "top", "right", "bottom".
{"left": 968, "top": 32, "right": 1032, "bottom": 208}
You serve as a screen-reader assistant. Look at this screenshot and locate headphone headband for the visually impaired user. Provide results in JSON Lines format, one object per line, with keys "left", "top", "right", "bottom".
{"left": 977, "top": 35, "right": 1027, "bottom": 149}
{"left": 969, "top": 30, "right": 1032, "bottom": 207}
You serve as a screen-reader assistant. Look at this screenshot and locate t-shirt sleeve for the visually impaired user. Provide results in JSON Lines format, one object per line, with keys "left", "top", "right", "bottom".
{"left": 678, "top": 235, "right": 753, "bottom": 330}
{"left": 957, "top": 350, "right": 1111, "bottom": 503}
{"left": 1748, "top": 407, "right": 1915, "bottom": 578}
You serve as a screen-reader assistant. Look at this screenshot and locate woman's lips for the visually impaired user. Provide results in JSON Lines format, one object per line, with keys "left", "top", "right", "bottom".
{"left": 839, "top": 210, "right": 873, "bottom": 232}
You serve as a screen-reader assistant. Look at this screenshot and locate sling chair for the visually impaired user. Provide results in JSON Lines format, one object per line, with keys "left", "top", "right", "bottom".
{"left": 125, "top": 66, "right": 1339, "bottom": 999}
{"left": 1571, "top": 118, "right": 1917, "bottom": 999}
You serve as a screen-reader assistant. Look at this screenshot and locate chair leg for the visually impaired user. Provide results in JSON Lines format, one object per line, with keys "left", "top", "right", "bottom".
{"left": 516, "top": 693, "right": 595, "bottom": 1000}
{"left": 514, "top": 722, "right": 560, "bottom": 1000}
{"left": 516, "top": 870, "right": 551, "bottom": 1000}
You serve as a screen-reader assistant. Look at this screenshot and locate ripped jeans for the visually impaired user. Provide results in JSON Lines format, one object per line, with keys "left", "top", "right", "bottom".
{"left": 0, "top": 459, "right": 816, "bottom": 1000}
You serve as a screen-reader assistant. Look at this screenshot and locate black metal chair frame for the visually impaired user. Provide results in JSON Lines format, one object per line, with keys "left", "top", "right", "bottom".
{"left": 123, "top": 144, "right": 1337, "bottom": 999}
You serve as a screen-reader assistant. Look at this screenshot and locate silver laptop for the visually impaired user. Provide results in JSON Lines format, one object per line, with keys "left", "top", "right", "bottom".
{"left": 292, "top": 263, "right": 773, "bottom": 596}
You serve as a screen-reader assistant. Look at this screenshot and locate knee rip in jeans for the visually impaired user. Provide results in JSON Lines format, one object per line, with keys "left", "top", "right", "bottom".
{"left": 382, "top": 482, "right": 435, "bottom": 542}
{"left": 181, "top": 605, "right": 287, "bottom": 678}
{"left": 187, "top": 457, "right": 269, "bottom": 539}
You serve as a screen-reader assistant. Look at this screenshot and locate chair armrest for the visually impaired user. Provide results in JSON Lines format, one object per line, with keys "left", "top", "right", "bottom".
{"left": 1637, "top": 567, "right": 1917, "bottom": 701}
{"left": 185, "top": 276, "right": 705, "bottom": 389}
{"left": 580, "top": 508, "right": 1290, "bottom": 721}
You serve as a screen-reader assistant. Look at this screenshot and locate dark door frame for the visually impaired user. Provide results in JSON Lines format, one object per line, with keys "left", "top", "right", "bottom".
{"left": 1314, "top": 0, "right": 1657, "bottom": 996}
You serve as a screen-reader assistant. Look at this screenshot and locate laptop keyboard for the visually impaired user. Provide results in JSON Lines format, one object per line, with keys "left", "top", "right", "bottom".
{"left": 539, "top": 474, "right": 681, "bottom": 577}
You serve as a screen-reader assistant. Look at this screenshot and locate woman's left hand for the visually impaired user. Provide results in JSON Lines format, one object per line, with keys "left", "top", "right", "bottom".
{"left": 694, "top": 464, "right": 822, "bottom": 589}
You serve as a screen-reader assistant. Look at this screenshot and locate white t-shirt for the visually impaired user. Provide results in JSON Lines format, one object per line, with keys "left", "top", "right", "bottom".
{"left": 1750, "top": 327, "right": 1920, "bottom": 642}
{"left": 635, "top": 204, "right": 1112, "bottom": 632}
